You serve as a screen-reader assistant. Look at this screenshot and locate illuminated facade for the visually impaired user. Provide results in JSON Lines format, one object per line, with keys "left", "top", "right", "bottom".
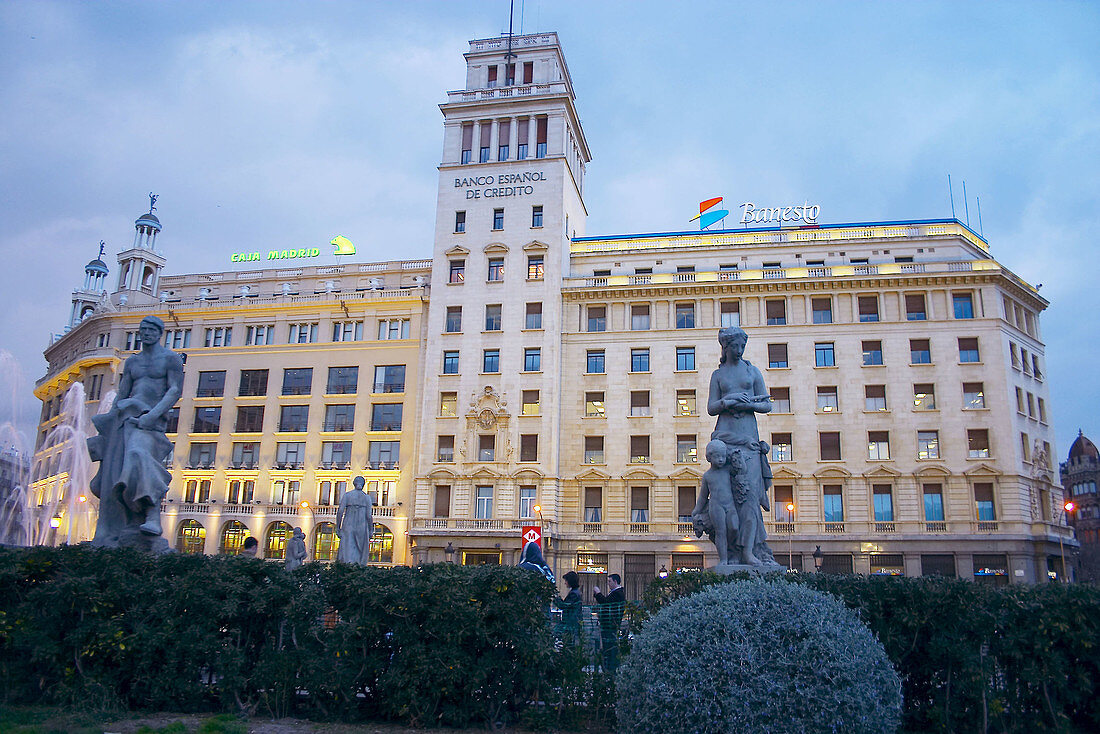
{"left": 33, "top": 32, "right": 1073, "bottom": 589}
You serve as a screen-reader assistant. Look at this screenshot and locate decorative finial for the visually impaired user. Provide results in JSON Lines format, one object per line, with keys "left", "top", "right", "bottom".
{"left": 148, "top": 192, "right": 158, "bottom": 213}
{"left": 98, "top": 240, "right": 105, "bottom": 259}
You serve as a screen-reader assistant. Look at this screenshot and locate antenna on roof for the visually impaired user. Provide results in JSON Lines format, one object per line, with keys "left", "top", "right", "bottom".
{"left": 976, "top": 196, "right": 984, "bottom": 236}
{"left": 505, "top": 0, "right": 517, "bottom": 61}
{"left": 962, "top": 181, "right": 970, "bottom": 227}
{"left": 947, "top": 174, "right": 956, "bottom": 219}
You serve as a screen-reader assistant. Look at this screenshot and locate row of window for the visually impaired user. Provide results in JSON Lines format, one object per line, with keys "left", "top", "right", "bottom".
{"left": 445, "top": 302, "right": 544, "bottom": 332}
{"left": 179, "top": 403, "right": 403, "bottom": 435}
{"left": 460, "top": 115, "right": 547, "bottom": 163}
{"left": 181, "top": 439, "right": 401, "bottom": 470}
{"left": 181, "top": 477, "right": 395, "bottom": 507}
{"left": 127, "top": 320, "right": 411, "bottom": 351}
{"left": 448, "top": 254, "right": 544, "bottom": 284}
{"left": 1069, "top": 481, "right": 1098, "bottom": 496}
{"left": 175, "top": 519, "right": 393, "bottom": 563}
{"left": 1009, "top": 342, "right": 1044, "bottom": 380}
{"left": 454, "top": 206, "right": 543, "bottom": 234}
{"left": 190, "top": 366, "right": 405, "bottom": 399}
{"left": 1013, "top": 387, "right": 1049, "bottom": 423}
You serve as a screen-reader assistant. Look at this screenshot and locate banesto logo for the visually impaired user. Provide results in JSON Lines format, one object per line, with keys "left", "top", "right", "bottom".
{"left": 689, "top": 197, "right": 729, "bottom": 230}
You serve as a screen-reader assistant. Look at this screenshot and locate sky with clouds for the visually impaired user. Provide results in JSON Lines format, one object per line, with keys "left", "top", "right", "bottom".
{"left": 0, "top": 0, "right": 1097, "bottom": 458}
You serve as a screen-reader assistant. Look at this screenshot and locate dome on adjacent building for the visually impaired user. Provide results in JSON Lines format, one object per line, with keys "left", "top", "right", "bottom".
{"left": 1069, "top": 431, "right": 1099, "bottom": 461}
{"left": 85, "top": 258, "right": 109, "bottom": 275}
{"left": 135, "top": 211, "right": 161, "bottom": 229}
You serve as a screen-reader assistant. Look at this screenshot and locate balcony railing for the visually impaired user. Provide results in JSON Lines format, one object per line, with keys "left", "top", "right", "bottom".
{"left": 824, "top": 522, "right": 846, "bottom": 534}
{"left": 773, "top": 522, "right": 795, "bottom": 534}
{"left": 924, "top": 521, "right": 947, "bottom": 533}
{"left": 321, "top": 422, "right": 355, "bottom": 432}
{"left": 975, "top": 520, "right": 999, "bottom": 532}
{"left": 373, "top": 383, "right": 405, "bottom": 394}
{"left": 874, "top": 522, "right": 897, "bottom": 533}
{"left": 628, "top": 522, "right": 651, "bottom": 534}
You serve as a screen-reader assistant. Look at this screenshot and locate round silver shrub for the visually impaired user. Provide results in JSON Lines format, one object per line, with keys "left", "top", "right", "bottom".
{"left": 616, "top": 579, "right": 902, "bottom": 734}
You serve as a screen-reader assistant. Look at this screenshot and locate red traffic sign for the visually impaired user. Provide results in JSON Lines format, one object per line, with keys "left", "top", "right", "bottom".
{"left": 521, "top": 525, "right": 542, "bottom": 548}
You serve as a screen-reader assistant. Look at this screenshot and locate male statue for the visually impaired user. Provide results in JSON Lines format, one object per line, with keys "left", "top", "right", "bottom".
{"left": 285, "top": 526, "right": 307, "bottom": 570}
{"left": 336, "top": 475, "right": 374, "bottom": 565}
{"left": 87, "top": 315, "right": 183, "bottom": 549}
{"left": 701, "top": 326, "right": 780, "bottom": 568}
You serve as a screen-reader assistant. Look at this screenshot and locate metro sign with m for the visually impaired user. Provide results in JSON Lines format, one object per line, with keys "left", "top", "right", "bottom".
{"left": 521, "top": 525, "right": 542, "bottom": 548}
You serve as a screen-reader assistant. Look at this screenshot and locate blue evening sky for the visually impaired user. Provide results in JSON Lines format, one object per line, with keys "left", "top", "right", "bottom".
{"left": 0, "top": 1, "right": 1097, "bottom": 457}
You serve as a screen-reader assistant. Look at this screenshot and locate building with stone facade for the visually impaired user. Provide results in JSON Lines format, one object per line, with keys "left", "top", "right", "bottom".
{"left": 32, "top": 32, "right": 1073, "bottom": 592}
{"left": 1062, "top": 431, "right": 1099, "bottom": 582}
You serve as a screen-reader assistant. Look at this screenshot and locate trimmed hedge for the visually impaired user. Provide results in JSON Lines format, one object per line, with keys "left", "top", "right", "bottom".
{"left": 638, "top": 571, "right": 1100, "bottom": 734}
{"left": 0, "top": 546, "right": 557, "bottom": 727}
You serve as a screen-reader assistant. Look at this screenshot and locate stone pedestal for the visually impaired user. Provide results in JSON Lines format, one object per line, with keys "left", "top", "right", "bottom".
{"left": 116, "top": 526, "right": 173, "bottom": 554}
{"left": 713, "top": 561, "right": 784, "bottom": 575}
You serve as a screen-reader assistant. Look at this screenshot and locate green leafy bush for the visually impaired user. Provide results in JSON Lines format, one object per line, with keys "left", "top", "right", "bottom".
{"left": 617, "top": 579, "right": 902, "bottom": 734}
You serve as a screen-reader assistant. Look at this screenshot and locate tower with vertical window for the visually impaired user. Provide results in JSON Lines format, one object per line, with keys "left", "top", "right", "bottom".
{"left": 114, "top": 196, "right": 166, "bottom": 305}
{"left": 414, "top": 34, "right": 591, "bottom": 566}
{"left": 69, "top": 241, "right": 110, "bottom": 327}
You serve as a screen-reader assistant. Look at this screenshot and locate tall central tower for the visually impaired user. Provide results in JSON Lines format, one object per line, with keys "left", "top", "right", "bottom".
{"left": 413, "top": 33, "right": 591, "bottom": 565}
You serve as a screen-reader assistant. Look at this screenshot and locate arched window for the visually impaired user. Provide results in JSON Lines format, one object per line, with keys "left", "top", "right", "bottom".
{"left": 220, "top": 520, "right": 249, "bottom": 555}
{"left": 369, "top": 523, "right": 394, "bottom": 564}
{"left": 176, "top": 519, "right": 205, "bottom": 554}
{"left": 265, "top": 521, "right": 293, "bottom": 559}
{"left": 142, "top": 266, "right": 156, "bottom": 290}
{"left": 313, "top": 522, "right": 339, "bottom": 561}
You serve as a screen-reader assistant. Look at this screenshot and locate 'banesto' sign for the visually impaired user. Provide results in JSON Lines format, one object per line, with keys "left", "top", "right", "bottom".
{"left": 456, "top": 170, "right": 546, "bottom": 199}
{"left": 740, "top": 201, "right": 820, "bottom": 225}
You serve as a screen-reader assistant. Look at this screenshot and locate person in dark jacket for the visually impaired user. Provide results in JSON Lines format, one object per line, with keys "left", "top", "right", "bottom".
{"left": 555, "top": 570, "right": 582, "bottom": 644}
{"left": 594, "top": 573, "right": 626, "bottom": 673}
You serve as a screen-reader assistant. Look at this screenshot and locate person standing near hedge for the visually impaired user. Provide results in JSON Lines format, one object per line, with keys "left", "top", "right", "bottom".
{"left": 555, "top": 570, "right": 582, "bottom": 644}
{"left": 241, "top": 536, "right": 258, "bottom": 557}
{"left": 594, "top": 574, "right": 626, "bottom": 673}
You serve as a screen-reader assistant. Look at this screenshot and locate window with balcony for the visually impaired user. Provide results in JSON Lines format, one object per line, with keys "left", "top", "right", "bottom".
{"left": 823, "top": 485, "right": 844, "bottom": 522}
{"left": 819, "top": 432, "right": 842, "bottom": 461}
{"left": 478, "top": 434, "right": 496, "bottom": 462}
{"left": 768, "top": 343, "right": 789, "bottom": 369}
{"left": 231, "top": 441, "right": 259, "bottom": 469}
{"left": 449, "top": 260, "right": 465, "bottom": 283}
{"left": 675, "top": 303, "right": 696, "bottom": 328}
{"left": 910, "top": 339, "right": 931, "bottom": 364}
{"left": 913, "top": 384, "right": 936, "bottom": 411}
{"left": 536, "top": 117, "right": 548, "bottom": 158}
{"left": 523, "top": 348, "right": 541, "bottom": 372}
{"left": 873, "top": 485, "right": 894, "bottom": 521}
{"left": 630, "top": 391, "right": 650, "bottom": 417}
{"left": 442, "top": 350, "right": 459, "bottom": 374}
{"left": 868, "top": 431, "right": 891, "bottom": 460}
{"left": 484, "top": 303, "right": 502, "bottom": 331}
{"left": 858, "top": 296, "right": 879, "bottom": 322}
{"left": 275, "top": 442, "right": 305, "bottom": 468}
{"left": 720, "top": 300, "right": 741, "bottom": 327}
{"left": 974, "top": 483, "right": 996, "bottom": 520}
{"left": 377, "top": 319, "right": 409, "bottom": 340}
{"left": 631, "top": 348, "right": 650, "bottom": 372}
{"left": 963, "top": 382, "right": 985, "bottom": 409}
{"left": 968, "top": 429, "right": 990, "bottom": 458}
{"left": 770, "top": 433, "right": 792, "bottom": 462}
{"left": 958, "top": 337, "right": 980, "bottom": 363}
{"left": 196, "top": 371, "right": 226, "bottom": 398}
{"left": 193, "top": 407, "right": 221, "bottom": 433}
{"left": 368, "top": 440, "right": 400, "bottom": 467}
{"left": 520, "top": 434, "right": 538, "bottom": 462}
{"left": 321, "top": 404, "right": 354, "bottom": 432}
{"left": 584, "top": 486, "right": 603, "bottom": 521}
{"left": 814, "top": 342, "right": 835, "bottom": 367}
{"left": 630, "top": 487, "right": 650, "bottom": 523}
{"left": 527, "top": 254, "right": 544, "bottom": 279}
{"left": 677, "top": 435, "right": 697, "bottom": 463}
{"left": 440, "top": 392, "right": 458, "bottom": 417}
{"left": 811, "top": 297, "right": 833, "bottom": 324}
{"left": 184, "top": 479, "right": 211, "bottom": 504}
{"left": 905, "top": 294, "right": 927, "bottom": 320}
{"left": 585, "top": 391, "right": 605, "bottom": 418}
{"left": 918, "top": 431, "right": 940, "bottom": 460}
{"left": 771, "top": 485, "right": 793, "bottom": 522}
{"left": 188, "top": 442, "right": 216, "bottom": 468}
{"left": 483, "top": 349, "right": 500, "bottom": 373}
{"left": 765, "top": 299, "right": 786, "bottom": 325}
{"left": 521, "top": 390, "right": 540, "bottom": 415}
{"left": 235, "top": 405, "right": 264, "bottom": 433}
{"left": 228, "top": 479, "right": 255, "bottom": 504}
{"left": 370, "top": 403, "right": 402, "bottom": 431}
{"left": 279, "top": 405, "right": 309, "bottom": 432}
{"left": 525, "top": 302, "right": 542, "bottom": 329}
{"left": 437, "top": 435, "right": 454, "bottom": 463}
{"left": 865, "top": 385, "right": 887, "bottom": 411}
{"left": 282, "top": 368, "right": 313, "bottom": 396}
{"left": 519, "top": 486, "right": 537, "bottom": 519}
{"left": 676, "top": 389, "right": 697, "bottom": 415}
{"left": 587, "top": 349, "right": 605, "bottom": 374}
{"left": 817, "top": 386, "right": 839, "bottom": 412}
{"left": 374, "top": 365, "right": 405, "bottom": 393}
{"left": 584, "top": 436, "right": 605, "bottom": 464}
{"left": 434, "top": 485, "right": 451, "bottom": 517}
{"left": 862, "top": 340, "right": 883, "bottom": 366}
{"left": 631, "top": 304, "right": 650, "bottom": 330}
{"left": 953, "top": 293, "right": 975, "bottom": 319}
{"left": 165, "top": 407, "right": 179, "bottom": 433}
{"left": 321, "top": 441, "right": 352, "bottom": 468}
{"left": 288, "top": 323, "right": 317, "bottom": 344}
{"left": 676, "top": 346, "right": 696, "bottom": 371}
{"left": 587, "top": 305, "right": 607, "bottom": 332}
{"left": 325, "top": 366, "right": 357, "bottom": 395}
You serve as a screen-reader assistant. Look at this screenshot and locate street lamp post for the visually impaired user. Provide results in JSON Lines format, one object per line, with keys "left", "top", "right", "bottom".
{"left": 1059, "top": 501, "right": 1076, "bottom": 583}
{"left": 444, "top": 541, "right": 455, "bottom": 564}
{"left": 812, "top": 545, "right": 823, "bottom": 572}
{"left": 786, "top": 502, "right": 796, "bottom": 572}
